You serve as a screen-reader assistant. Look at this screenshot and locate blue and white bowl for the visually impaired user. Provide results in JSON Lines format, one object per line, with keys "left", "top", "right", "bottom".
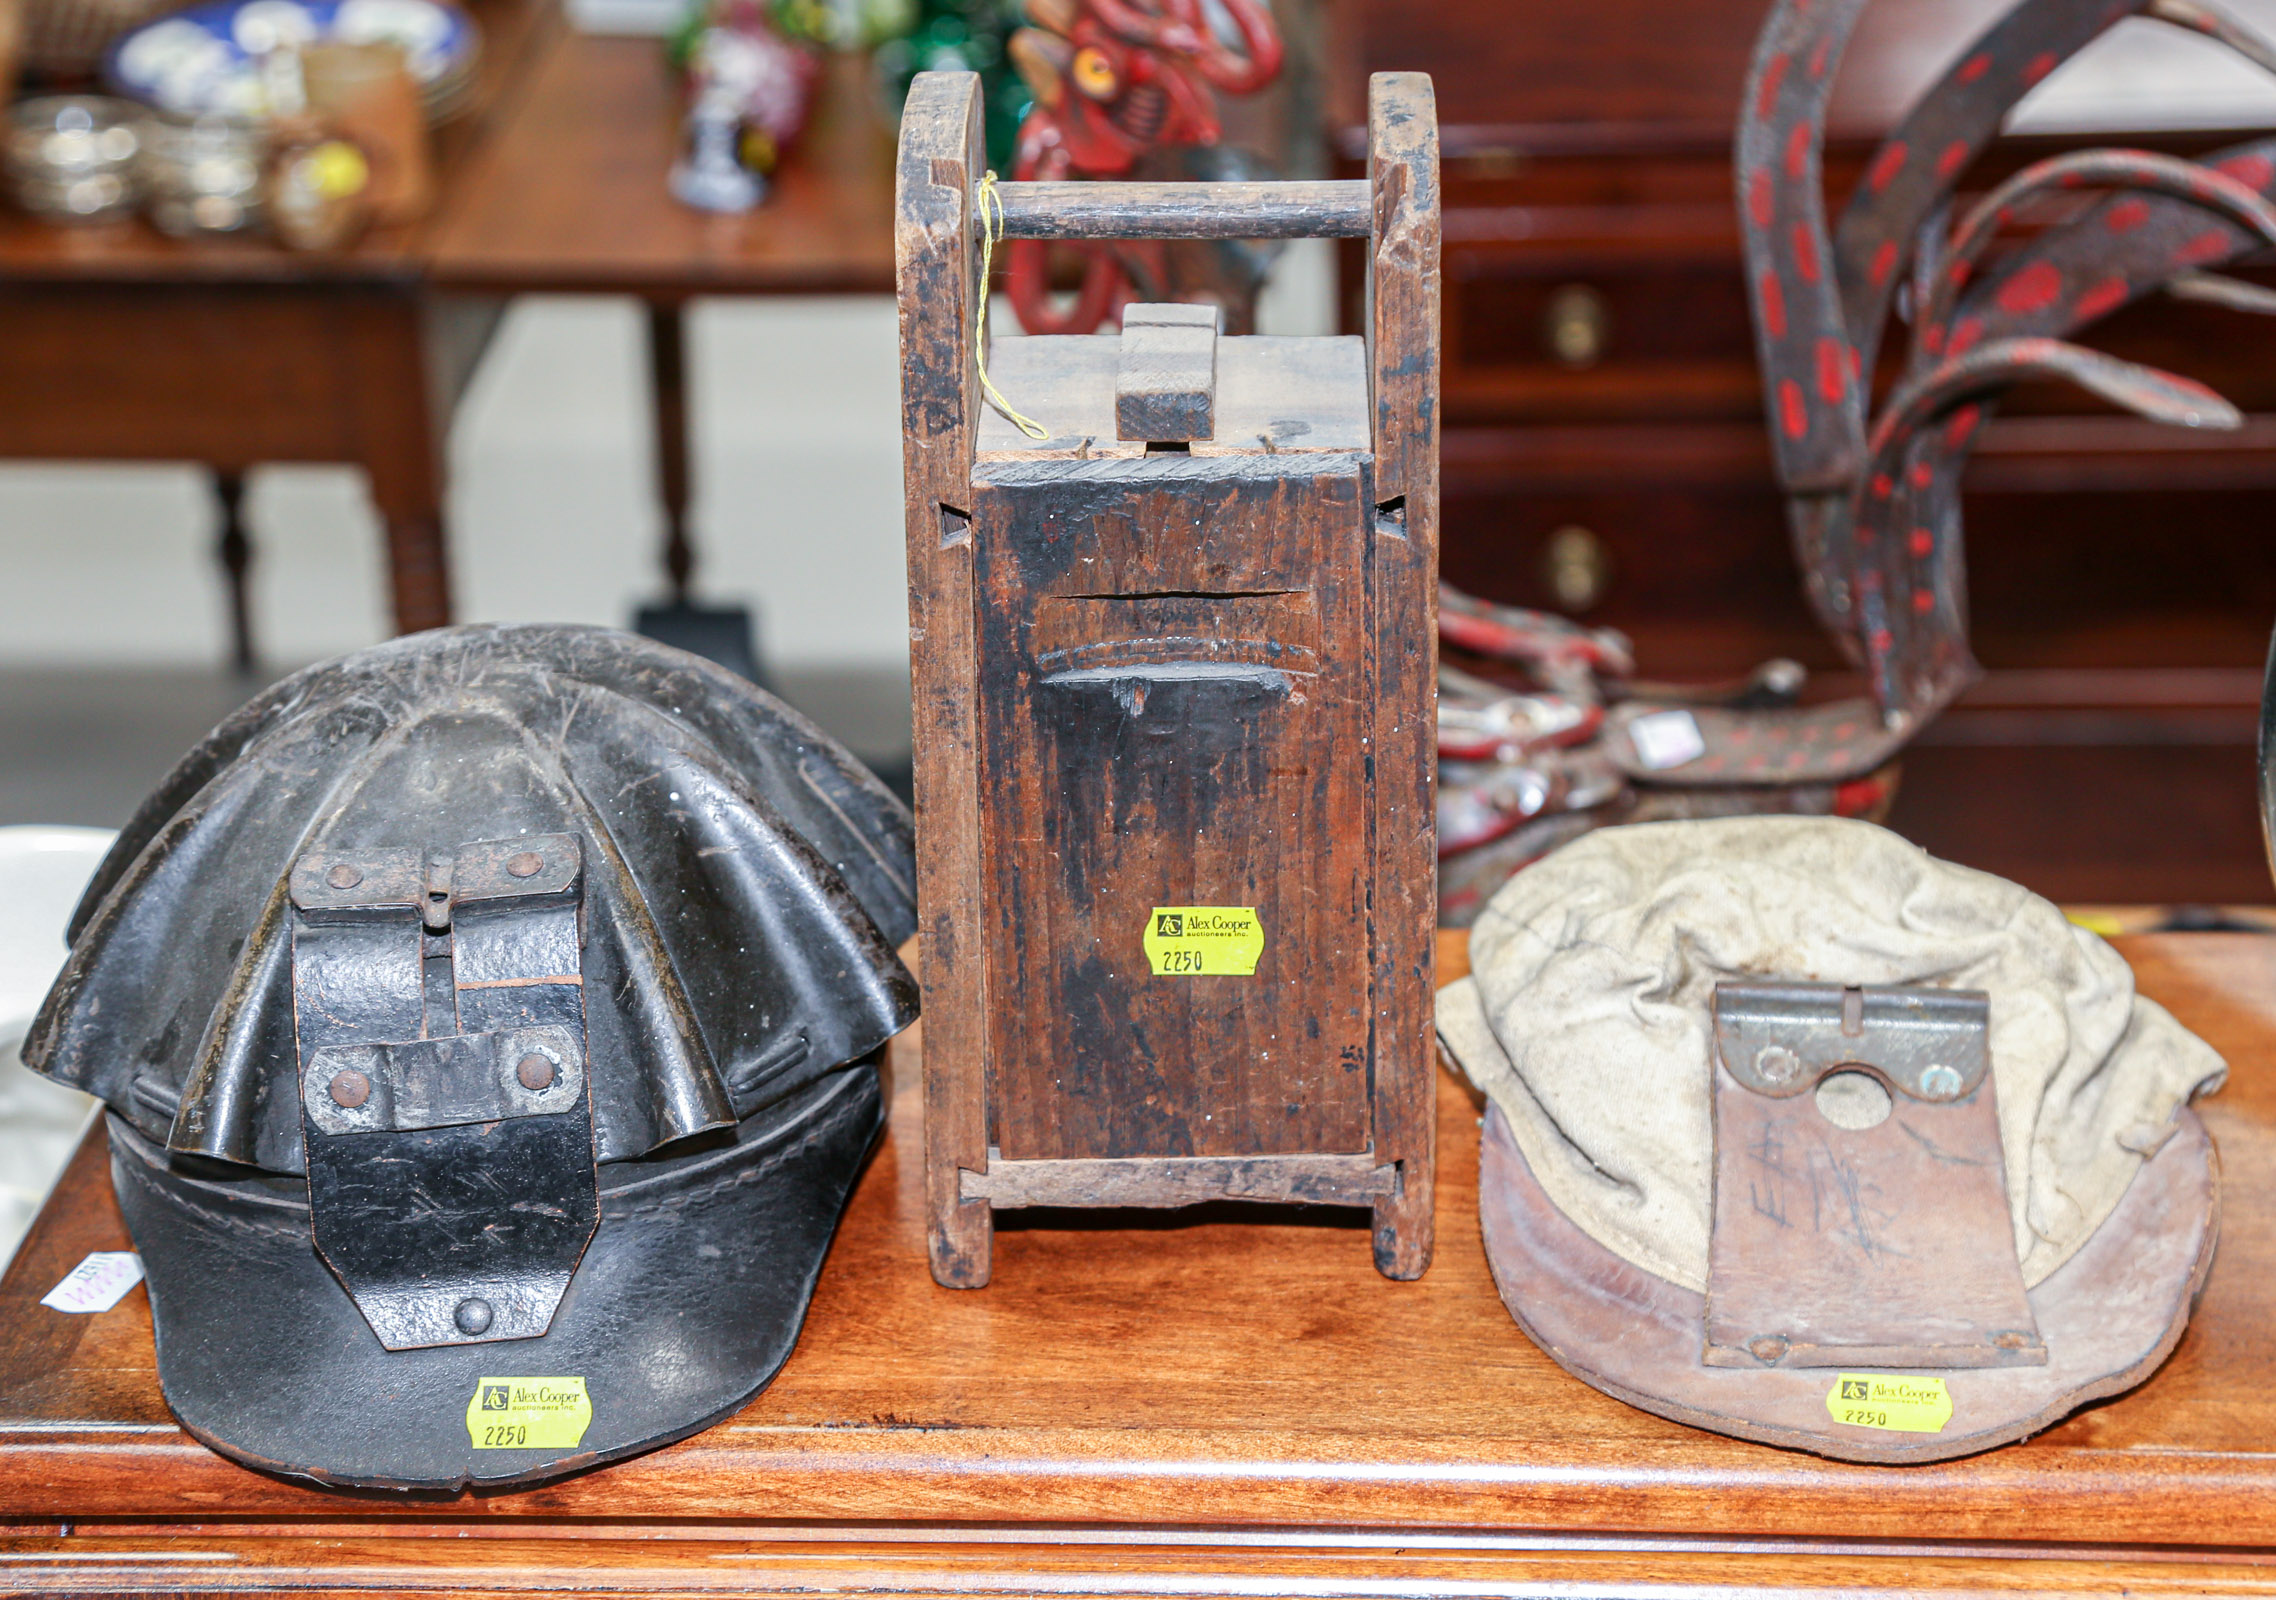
{"left": 106, "top": 0, "right": 479, "bottom": 121}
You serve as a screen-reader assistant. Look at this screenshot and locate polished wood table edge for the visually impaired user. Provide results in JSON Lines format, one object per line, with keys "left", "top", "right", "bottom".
{"left": 10, "top": 1410, "right": 2276, "bottom": 1542}
{"left": 2, "top": 931, "right": 2273, "bottom": 1557}
{"left": 420, "top": 260, "right": 899, "bottom": 297}
{"left": 0, "top": 245, "right": 434, "bottom": 286}
{"left": 6, "top": 1530, "right": 2276, "bottom": 1595}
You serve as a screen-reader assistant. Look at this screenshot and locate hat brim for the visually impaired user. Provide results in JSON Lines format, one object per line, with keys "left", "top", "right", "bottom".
{"left": 1476, "top": 1099, "right": 2219, "bottom": 1464}
{"left": 109, "top": 1062, "right": 883, "bottom": 1492}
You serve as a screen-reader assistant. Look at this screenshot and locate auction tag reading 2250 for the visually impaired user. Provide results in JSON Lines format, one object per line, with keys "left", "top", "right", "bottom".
{"left": 1826, "top": 1374, "right": 1953, "bottom": 1433}
{"left": 1143, "top": 907, "right": 1264, "bottom": 975}
{"left": 466, "top": 1377, "right": 593, "bottom": 1449}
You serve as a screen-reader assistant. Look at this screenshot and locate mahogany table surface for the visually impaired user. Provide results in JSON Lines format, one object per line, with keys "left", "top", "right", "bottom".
{"left": 0, "top": 0, "right": 561, "bottom": 284}
{"left": 0, "top": 28, "right": 893, "bottom": 294}
{"left": 7, "top": 929, "right": 2276, "bottom": 1595}
{"left": 424, "top": 40, "right": 897, "bottom": 298}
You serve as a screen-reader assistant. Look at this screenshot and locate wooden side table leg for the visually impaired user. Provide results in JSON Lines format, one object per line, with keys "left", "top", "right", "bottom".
{"left": 344, "top": 288, "right": 453, "bottom": 635}
{"left": 213, "top": 470, "right": 255, "bottom": 673}
{"left": 648, "top": 299, "right": 694, "bottom": 603}
{"left": 378, "top": 510, "right": 451, "bottom": 635}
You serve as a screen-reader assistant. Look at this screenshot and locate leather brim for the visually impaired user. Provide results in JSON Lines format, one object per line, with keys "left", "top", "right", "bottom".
{"left": 108, "top": 1062, "right": 883, "bottom": 1492}
{"left": 1476, "top": 1100, "right": 2219, "bottom": 1464}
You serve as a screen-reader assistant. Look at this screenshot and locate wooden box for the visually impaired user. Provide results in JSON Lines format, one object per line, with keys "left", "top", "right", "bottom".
{"left": 897, "top": 71, "right": 1441, "bottom": 1287}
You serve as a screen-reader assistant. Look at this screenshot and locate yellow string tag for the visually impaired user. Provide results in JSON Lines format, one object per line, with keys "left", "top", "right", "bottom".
{"left": 466, "top": 1377, "right": 593, "bottom": 1449}
{"left": 1826, "top": 1374, "right": 1952, "bottom": 1434}
{"left": 973, "top": 171, "right": 1051, "bottom": 441}
{"left": 1143, "top": 907, "right": 1265, "bottom": 976}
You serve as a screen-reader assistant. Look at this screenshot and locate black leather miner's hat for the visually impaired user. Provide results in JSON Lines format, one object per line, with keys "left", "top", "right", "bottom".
{"left": 24, "top": 625, "right": 918, "bottom": 1491}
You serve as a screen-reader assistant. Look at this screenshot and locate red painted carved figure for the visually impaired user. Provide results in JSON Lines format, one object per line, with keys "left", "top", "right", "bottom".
{"left": 1002, "top": 0, "right": 1281, "bottom": 333}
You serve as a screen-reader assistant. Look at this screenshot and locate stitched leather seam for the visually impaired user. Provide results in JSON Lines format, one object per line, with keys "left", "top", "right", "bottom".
{"left": 116, "top": 1075, "right": 876, "bottom": 1239}
{"left": 602, "top": 1078, "right": 873, "bottom": 1220}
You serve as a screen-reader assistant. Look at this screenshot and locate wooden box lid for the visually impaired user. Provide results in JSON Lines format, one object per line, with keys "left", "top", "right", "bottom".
{"left": 976, "top": 335, "right": 1371, "bottom": 460}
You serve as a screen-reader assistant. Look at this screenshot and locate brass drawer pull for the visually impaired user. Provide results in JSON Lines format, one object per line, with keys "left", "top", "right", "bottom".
{"left": 1543, "top": 524, "right": 1613, "bottom": 612}
{"left": 1544, "top": 283, "right": 1610, "bottom": 369}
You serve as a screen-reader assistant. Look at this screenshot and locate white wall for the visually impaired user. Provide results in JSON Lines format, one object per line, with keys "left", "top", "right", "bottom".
{"left": 0, "top": 295, "right": 908, "bottom": 674}
{"left": 0, "top": 238, "right": 1335, "bottom": 679}
{"left": 2008, "top": 5, "right": 2276, "bottom": 133}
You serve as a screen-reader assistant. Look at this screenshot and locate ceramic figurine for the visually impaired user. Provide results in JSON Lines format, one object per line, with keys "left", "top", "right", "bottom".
{"left": 669, "top": 0, "right": 816, "bottom": 212}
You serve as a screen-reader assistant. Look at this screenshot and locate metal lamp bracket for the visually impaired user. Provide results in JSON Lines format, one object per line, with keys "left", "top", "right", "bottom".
{"left": 1704, "top": 978, "right": 2045, "bottom": 1371}
{"left": 289, "top": 833, "right": 599, "bottom": 1352}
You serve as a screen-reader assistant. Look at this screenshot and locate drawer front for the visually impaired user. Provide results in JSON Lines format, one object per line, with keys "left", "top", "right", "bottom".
{"left": 1435, "top": 255, "right": 2276, "bottom": 429}
{"left": 1344, "top": 139, "right": 2276, "bottom": 430}
{"left": 1444, "top": 464, "right": 2276, "bottom": 674}
{"left": 1446, "top": 252, "right": 1761, "bottom": 424}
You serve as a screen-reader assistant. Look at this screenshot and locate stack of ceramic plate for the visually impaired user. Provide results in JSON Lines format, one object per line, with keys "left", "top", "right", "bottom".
{"left": 105, "top": 0, "right": 481, "bottom": 123}
{"left": 140, "top": 112, "right": 270, "bottom": 234}
{"left": 5, "top": 96, "right": 147, "bottom": 221}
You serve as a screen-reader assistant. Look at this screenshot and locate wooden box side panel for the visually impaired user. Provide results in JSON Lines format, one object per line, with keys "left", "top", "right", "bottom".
{"left": 897, "top": 70, "right": 991, "bottom": 1286}
{"left": 972, "top": 454, "right": 1378, "bottom": 1165}
{"left": 1364, "top": 70, "right": 1442, "bottom": 1278}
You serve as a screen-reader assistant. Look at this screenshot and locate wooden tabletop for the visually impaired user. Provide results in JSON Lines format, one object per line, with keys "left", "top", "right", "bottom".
{"left": 0, "top": 21, "right": 893, "bottom": 296}
{"left": 424, "top": 42, "right": 896, "bottom": 297}
{"left": 7, "top": 930, "right": 2276, "bottom": 1592}
{"left": 0, "top": 0, "right": 561, "bottom": 284}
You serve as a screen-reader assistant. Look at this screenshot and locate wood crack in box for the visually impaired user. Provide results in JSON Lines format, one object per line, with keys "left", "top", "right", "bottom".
{"left": 898, "top": 70, "right": 1440, "bottom": 1288}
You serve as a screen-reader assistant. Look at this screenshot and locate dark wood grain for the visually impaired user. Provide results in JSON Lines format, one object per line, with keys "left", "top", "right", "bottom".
{"left": 648, "top": 301, "right": 693, "bottom": 601}
{"left": 906, "top": 74, "right": 1438, "bottom": 1280}
{"left": 896, "top": 71, "right": 994, "bottom": 1289}
{"left": 971, "top": 456, "right": 1375, "bottom": 1167}
{"left": 1363, "top": 71, "right": 1441, "bottom": 1280}
{"left": 5, "top": 928, "right": 2276, "bottom": 1569}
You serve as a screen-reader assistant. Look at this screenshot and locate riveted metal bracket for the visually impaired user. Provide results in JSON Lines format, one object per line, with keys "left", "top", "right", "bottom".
{"left": 302, "top": 1025, "right": 586, "bottom": 1136}
{"left": 291, "top": 834, "right": 598, "bottom": 1352}
{"left": 1704, "top": 978, "right": 2044, "bottom": 1371}
{"left": 1714, "top": 980, "right": 1989, "bottom": 1102}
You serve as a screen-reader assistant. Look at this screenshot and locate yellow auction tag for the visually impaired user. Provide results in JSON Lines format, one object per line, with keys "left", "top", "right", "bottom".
{"left": 1826, "top": 1374, "right": 1952, "bottom": 1434}
{"left": 1142, "top": 907, "right": 1264, "bottom": 976}
{"left": 466, "top": 1377, "right": 593, "bottom": 1450}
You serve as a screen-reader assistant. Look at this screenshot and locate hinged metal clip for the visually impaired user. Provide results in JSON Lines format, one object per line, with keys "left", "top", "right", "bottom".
{"left": 1704, "top": 978, "right": 2045, "bottom": 1371}
{"left": 289, "top": 833, "right": 598, "bottom": 1352}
